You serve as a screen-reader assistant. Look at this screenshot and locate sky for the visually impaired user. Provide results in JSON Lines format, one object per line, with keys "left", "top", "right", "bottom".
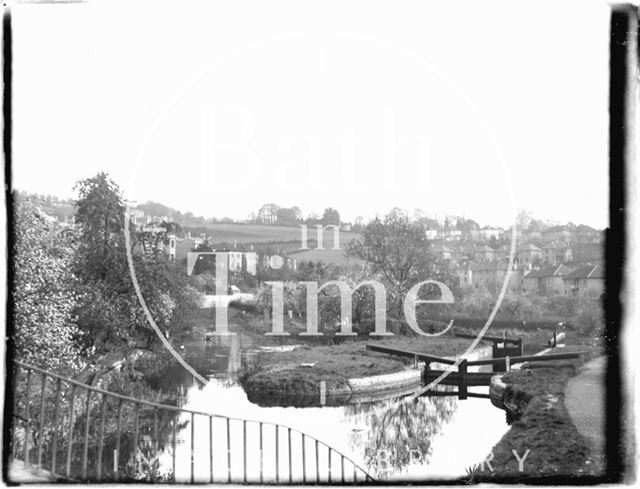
{"left": 10, "top": 0, "right": 610, "bottom": 228}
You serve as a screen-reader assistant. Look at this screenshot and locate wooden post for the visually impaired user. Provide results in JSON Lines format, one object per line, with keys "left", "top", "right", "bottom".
{"left": 505, "top": 356, "right": 511, "bottom": 372}
{"left": 517, "top": 338, "right": 523, "bottom": 356}
{"left": 319, "top": 381, "right": 326, "bottom": 406}
{"left": 458, "top": 359, "right": 467, "bottom": 400}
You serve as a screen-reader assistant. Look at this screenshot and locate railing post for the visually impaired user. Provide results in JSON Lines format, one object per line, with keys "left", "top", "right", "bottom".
{"left": 12, "top": 366, "right": 21, "bottom": 460}
{"left": 275, "top": 425, "right": 279, "bottom": 483}
{"left": 288, "top": 427, "right": 292, "bottom": 483}
{"left": 190, "top": 412, "right": 195, "bottom": 484}
{"left": 37, "top": 374, "right": 47, "bottom": 470}
{"left": 458, "top": 359, "right": 467, "bottom": 400}
{"left": 259, "top": 422, "right": 263, "bottom": 483}
{"left": 227, "top": 418, "right": 231, "bottom": 483}
{"left": 315, "top": 440, "right": 319, "bottom": 483}
{"left": 114, "top": 398, "right": 123, "bottom": 480}
{"left": 96, "top": 393, "right": 106, "bottom": 481}
{"left": 65, "top": 384, "right": 77, "bottom": 478}
{"left": 82, "top": 391, "right": 92, "bottom": 480}
{"left": 151, "top": 407, "right": 158, "bottom": 481}
{"left": 209, "top": 416, "right": 214, "bottom": 483}
{"left": 505, "top": 356, "right": 511, "bottom": 372}
{"left": 302, "top": 433, "right": 306, "bottom": 483}
{"left": 132, "top": 404, "right": 140, "bottom": 478}
{"left": 171, "top": 417, "right": 177, "bottom": 483}
{"left": 24, "top": 368, "right": 33, "bottom": 467}
{"left": 244, "top": 421, "right": 248, "bottom": 483}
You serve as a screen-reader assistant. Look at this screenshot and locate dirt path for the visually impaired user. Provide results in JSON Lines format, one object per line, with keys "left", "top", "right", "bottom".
{"left": 564, "top": 355, "right": 607, "bottom": 471}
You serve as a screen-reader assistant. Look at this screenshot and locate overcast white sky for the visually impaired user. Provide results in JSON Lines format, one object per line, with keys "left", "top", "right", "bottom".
{"left": 11, "top": 0, "right": 610, "bottom": 228}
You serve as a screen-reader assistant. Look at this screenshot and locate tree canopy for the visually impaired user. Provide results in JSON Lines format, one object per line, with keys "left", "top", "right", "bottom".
{"left": 12, "top": 202, "right": 85, "bottom": 372}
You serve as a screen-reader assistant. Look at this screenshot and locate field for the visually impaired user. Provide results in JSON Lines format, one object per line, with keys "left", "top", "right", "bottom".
{"left": 188, "top": 223, "right": 362, "bottom": 265}
{"left": 191, "top": 223, "right": 360, "bottom": 246}
{"left": 287, "top": 248, "right": 364, "bottom": 266}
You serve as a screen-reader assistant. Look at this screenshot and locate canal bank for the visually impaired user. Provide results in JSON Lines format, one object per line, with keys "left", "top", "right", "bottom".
{"left": 348, "top": 345, "right": 493, "bottom": 399}
{"left": 240, "top": 337, "right": 482, "bottom": 407}
{"left": 478, "top": 353, "right": 606, "bottom": 480}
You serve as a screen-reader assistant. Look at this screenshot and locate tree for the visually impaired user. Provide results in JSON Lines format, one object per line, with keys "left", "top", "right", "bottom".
{"left": 276, "top": 207, "right": 299, "bottom": 225}
{"left": 74, "top": 172, "right": 126, "bottom": 281}
{"left": 321, "top": 207, "right": 340, "bottom": 226}
{"left": 73, "top": 172, "right": 202, "bottom": 352}
{"left": 346, "top": 213, "right": 450, "bottom": 317}
{"left": 12, "top": 202, "right": 84, "bottom": 373}
{"left": 516, "top": 209, "right": 533, "bottom": 231}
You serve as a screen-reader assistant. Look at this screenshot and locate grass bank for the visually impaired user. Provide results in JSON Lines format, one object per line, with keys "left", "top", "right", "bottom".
{"left": 473, "top": 344, "right": 605, "bottom": 482}
{"left": 241, "top": 336, "right": 471, "bottom": 405}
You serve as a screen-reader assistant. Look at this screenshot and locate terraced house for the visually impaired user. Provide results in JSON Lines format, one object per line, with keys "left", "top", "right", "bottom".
{"left": 522, "top": 264, "right": 571, "bottom": 295}
{"left": 562, "top": 264, "right": 605, "bottom": 298}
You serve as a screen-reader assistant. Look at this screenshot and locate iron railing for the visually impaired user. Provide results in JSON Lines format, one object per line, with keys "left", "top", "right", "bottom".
{"left": 8, "top": 360, "right": 375, "bottom": 483}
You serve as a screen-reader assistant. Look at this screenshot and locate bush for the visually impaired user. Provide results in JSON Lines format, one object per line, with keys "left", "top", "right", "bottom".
{"left": 229, "top": 300, "right": 258, "bottom": 314}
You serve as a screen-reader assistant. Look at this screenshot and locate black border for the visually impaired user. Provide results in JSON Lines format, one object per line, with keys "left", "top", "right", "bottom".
{"left": 1, "top": 2, "right": 637, "bottom": 485}
{"left": 2, "top": 5, "right": 16, "bottom": 486}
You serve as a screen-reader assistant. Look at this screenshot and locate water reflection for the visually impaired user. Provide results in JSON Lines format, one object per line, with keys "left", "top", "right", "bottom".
{"left": 148, "top": 336, "right": 508, "bottom": 482}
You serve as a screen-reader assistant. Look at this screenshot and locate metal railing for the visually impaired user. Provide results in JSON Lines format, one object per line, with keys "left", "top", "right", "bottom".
{"left": 8, "top": 360, "right": 375, "bottom": 483}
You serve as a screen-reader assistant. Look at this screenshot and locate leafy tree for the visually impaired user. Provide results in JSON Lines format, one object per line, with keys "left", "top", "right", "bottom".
{"left": 74, "top": 172, "right": 125, "bottom": 281}
{"left": 73, "top": 173, "right": 202, "bottom": 352}
{"left": 347, "top": 213, "right": 448, "bottom": 317}
{"left": 321, "top": 207, "right": 340, "bottom": 226}
{"left": 12, "top": 202, "right": 85, "bottom": 373}
{"left": 276, "top": 207, "right": 299, "bottom": 225}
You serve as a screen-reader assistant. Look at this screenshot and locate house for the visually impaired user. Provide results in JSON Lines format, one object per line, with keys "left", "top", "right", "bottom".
{"left": 563, "top": 265, "right": 605, "bottom": 298}
{"left": 186, "top": 250, "right": 258, "bottom": 276}
{"left": 167, "top": 233, "right": 177, "bottom": 261}
{"left": 473, "top": 244, "right": 494, "bottom": 262}
{"left": 432, "top": 242, "right": 452, "bottom": 260}
{"left": 543, "top": 225, "right": 573, "bottom": 243}
{"left": 524, "top": 230, "right": 543, "bottom": 241}
{"left": 448, "top": 242, "right": 475, "bottom": 262}
{"left": 454, "top": 261, "right": 474, "bottom": 288}
{"left": 522, "top": 264, "right": 570, "bottom": 295}
{"left": 244, "top": 252, "right": 258, "bottom": 275}
{"left": 463, "top": 229, "right": 481, "bottom": 241}
{"left": 479, "top": 227, "right": 503, "bottom": 241}
{"left": 425, "top": 229, "right": 440, "bottom": 240}
{"left": 258, "top": 203, "right": 278, "bottom": 224}
{"left": 228, "top": 251, "right": 244, "bottom": 272}
{"left": 541, "top": 241, "right": 573, "bottom": 265}
{"left": 575, "top": 224, "right": 602, "bottom": 243}
{"left": 516, "top": 243, "right": 542, "bottom": 267}
{"left": 488, "top": 244, "right": 509, "bottom": 262}
{"left": 443, "top": 229, "right": 462, "bottom": 241}
{"left": 455, "top": 260, "right": 512, "bottom": 290}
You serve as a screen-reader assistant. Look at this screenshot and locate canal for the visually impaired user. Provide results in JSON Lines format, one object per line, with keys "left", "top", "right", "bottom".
{"left": 149, "top": 334, "right": 509, "bottom": 482}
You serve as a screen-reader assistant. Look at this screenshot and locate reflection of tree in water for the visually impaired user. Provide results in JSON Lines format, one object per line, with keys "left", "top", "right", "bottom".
{"left": 346, "top": 389, "right": 458, "bottom": 478}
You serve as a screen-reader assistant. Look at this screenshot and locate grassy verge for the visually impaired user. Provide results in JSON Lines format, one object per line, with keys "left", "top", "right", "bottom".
{"left": 453, "top": 325, "right": 602, "bottom": 356}
{"left": 472, "top": 346, "right": 605, "bottom": 482}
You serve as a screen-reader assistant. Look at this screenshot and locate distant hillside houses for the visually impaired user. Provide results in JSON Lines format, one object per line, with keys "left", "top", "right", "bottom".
{"left": 430, "top": 229, "right": 604, "bottom": 298}
{"left": 186, "top": 250, "right": 259, "bottom": 276}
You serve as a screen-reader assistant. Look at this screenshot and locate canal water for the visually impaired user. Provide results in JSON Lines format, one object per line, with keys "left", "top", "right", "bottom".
{"left": 150, "top": 334, "right": 509, "bottom": 483}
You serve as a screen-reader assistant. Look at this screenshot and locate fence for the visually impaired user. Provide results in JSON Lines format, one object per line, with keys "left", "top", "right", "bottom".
{"left": 8, "top": 361, "right": 374, "bottom": 483}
